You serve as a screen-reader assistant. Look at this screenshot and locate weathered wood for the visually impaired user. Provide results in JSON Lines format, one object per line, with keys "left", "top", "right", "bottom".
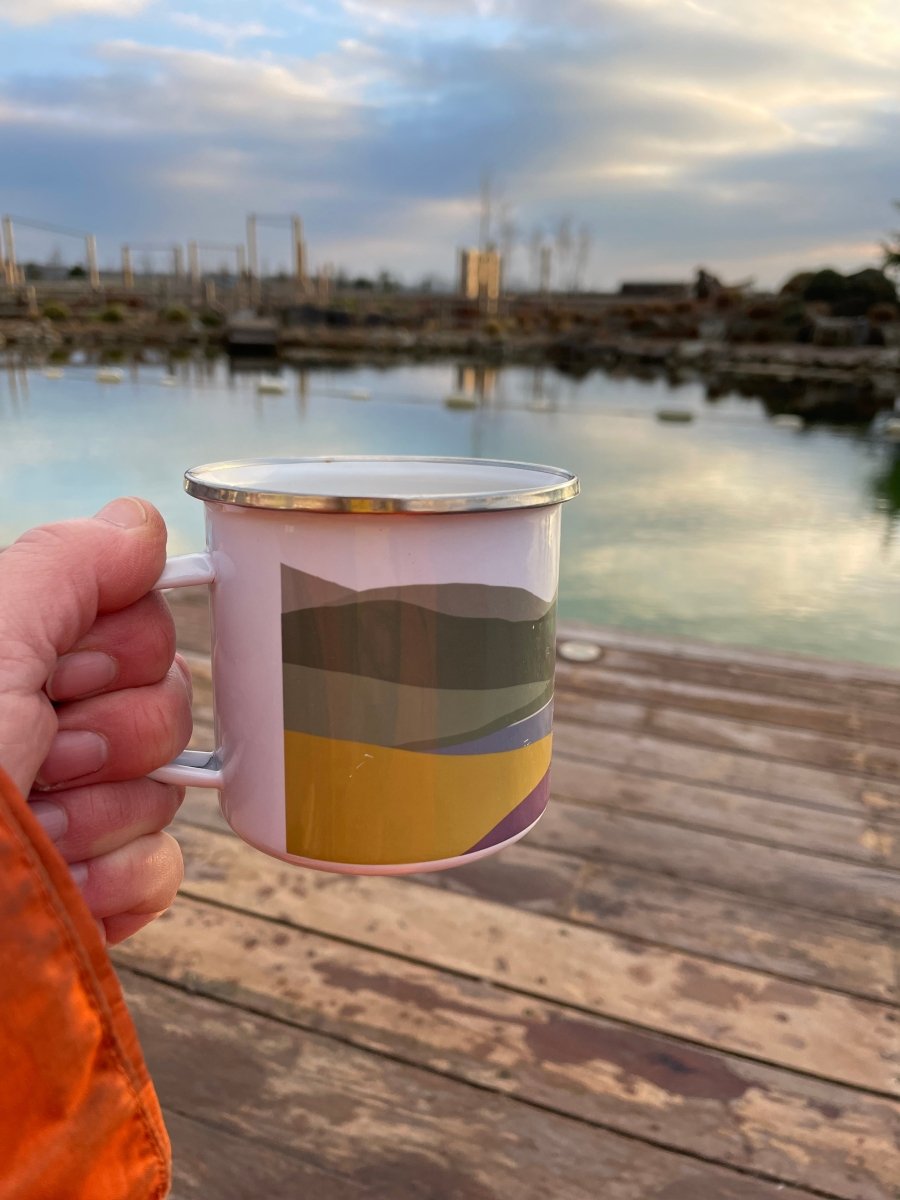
{"left": 535, "top": 803, "right": 900, "bottom": 928}
{"left": 556, "top": 620, "right": 900, "bottom": 694}
{"left": 165, "top": 1111, "right": 366, "bottom": 1199}
{"left": 175, "top": 790, "right": 897, "bottom": 1001}
{"left": 554, "top": 660, "right": 900, "bottom": 747}
{"left": 165, "top": 822, "right": 899, "bottom": 1093}
{"left": 117, "top": 902, "right": 900, "bottom": 1200}
{"left": 586, "top": 644, "right": 900, "bottom": 716}
{"left": 554, "top": 689, "right": 900, "bottom": 781}
{"left": 121, "top": 969, "right": 840, "bottom": 1200}
{"left": 552, "top": 722, "right": 900, "bottom": 817}
{"left": 550, "top": 758, "right": 900, "bottom": 867}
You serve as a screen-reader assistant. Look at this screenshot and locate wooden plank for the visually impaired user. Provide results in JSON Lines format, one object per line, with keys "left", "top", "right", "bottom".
{"left": 165, "top": 1111, "right": 366, "bottom": 1199}
{"left": 556, "top": 620, "right": 900, "bottom": 693}
{"left": 586, "top": 645, "right": 900, "bottom": 716}
{"left": 534, "top": 803, "right": 900, "bottom": 928}
{"left": 553, "top": 689, "right": 900, "bottom": 782}
{"left": 554, "top": 661, "right": 900, "bottom": 747}
{"left": 164, "top": 822, "right": 899, "bottom": 1093}
{"left": 175, "top": 790, "right": 897, "bottom": 1001}
{"left": 552, "top": 722, "right": 900, "bottom": 818}
{"left": 123, "top": 971, "right": 829, "bottom": 1200}
{"left": 118, "top": 903, "right": 900, "bottom": 1200}
{"left": 550, "top": 758, "right": 900, "bottom": 868}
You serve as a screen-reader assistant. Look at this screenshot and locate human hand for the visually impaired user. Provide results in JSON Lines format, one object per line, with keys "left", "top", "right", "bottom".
{"left": 0, "top": 498, "right": 192, "bottom": 944}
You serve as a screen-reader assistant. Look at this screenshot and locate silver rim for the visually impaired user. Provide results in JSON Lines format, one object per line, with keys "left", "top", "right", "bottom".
{"left": 183, "top": 456, "right": 580, "bottom": 514}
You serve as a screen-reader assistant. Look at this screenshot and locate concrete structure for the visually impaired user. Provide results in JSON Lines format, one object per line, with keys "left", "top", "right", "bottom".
{"left": 458, "top": 247, "right": 502, "bottom": 310}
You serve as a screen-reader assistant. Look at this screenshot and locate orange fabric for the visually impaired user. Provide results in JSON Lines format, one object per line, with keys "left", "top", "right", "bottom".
{"left": 0, "top": 763, "right": 170, "bottom": 1199}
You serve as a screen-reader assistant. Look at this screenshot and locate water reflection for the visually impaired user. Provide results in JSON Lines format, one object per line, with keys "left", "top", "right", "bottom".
{"left": 0, "top": 355, "right": 898, "bottom": 666}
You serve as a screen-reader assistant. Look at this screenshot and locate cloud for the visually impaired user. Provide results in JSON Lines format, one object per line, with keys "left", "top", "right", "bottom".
{"left": 169, "top": 14, "right": 278, "bottom": 51}
{"left": 0, "top": 0, "right": 147, "bottom": 23}
{"left": 0, "top": 0, "right": 897, "bottom": 284}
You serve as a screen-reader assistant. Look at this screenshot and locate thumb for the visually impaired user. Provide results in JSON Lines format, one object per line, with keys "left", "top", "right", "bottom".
{"left": 0, "top": 497, "right": 168, "bottom": 791}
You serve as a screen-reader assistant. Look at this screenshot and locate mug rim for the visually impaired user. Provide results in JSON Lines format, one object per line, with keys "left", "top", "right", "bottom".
{"left": 183, "top": 455, "right": 580, "bottom": 514}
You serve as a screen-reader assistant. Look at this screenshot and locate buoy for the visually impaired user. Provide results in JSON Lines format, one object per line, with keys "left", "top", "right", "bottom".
{"left": 96, "top": 367, "right": 124, "bottom": 383}
{"left": 160, "top": 375, "right": 178, "bottom": 387}
{"left": 656, "top": 408, "right": 694, "bottom": 423}
{"left": 558, "top": 640, "right": 603, "bottom": 663}
{"left": 444, "top": 393, "right": 478, "bottom": 410}
{"left": 348, "top": 387, "right": 370, "bottom": 400}
{"left": 42, "top": 367, "right": 64, "bottom": 380}
{"left": 257, "top": 375, "right": 287, "bottom": 395}
{"left": 772, "top": 414, "right": 804, "bottom": 430}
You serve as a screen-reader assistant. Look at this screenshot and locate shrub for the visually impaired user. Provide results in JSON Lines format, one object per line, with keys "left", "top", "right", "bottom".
{"left": 199, "top": 310, "right": 223, "bottom": 328}
{"left": 42, "top": 302, "right": 70, "bottom": 321}
{"left": 98, "top": 305, "right": 125, "bottom": 324}
{"left": 161, "top": 304, "right": 191, "bottom": 324}
{"left": 868, "top": 302, "right": 899, "bottom": 323}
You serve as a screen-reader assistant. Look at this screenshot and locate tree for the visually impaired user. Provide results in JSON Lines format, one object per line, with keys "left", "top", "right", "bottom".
{"left": 884, "top": 201, "right": 900, "bottom": 280}
{"left": 68, "top": 264, "right": 86, "bottom": 279}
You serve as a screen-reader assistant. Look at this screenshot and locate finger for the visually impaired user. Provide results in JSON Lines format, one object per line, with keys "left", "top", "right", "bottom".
{"left": 0, "top": 497, "right": 167, "bottom": 794}
{"left": 35, "top": 664, "right": 193, "bottom": 790}
{"left": 28, "top": 778, "right": 184, "bottom": 862}
{"left": 71, "top": 830, "right": 184, "bottom": 922}
{"left": 103, "top": 910, "right": 167, "bottom": 946}
{"left": 46, "top": 592, "right": 177, "bottom": 702}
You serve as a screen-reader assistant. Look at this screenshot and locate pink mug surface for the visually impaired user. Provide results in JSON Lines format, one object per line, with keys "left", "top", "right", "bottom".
{"left": 153, "top": 456, "right": 579, "bottom": 875}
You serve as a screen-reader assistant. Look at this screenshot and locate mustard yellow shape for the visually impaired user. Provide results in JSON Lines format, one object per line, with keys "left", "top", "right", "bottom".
{"left": 284, "top": 731, "right": 552, "bottom": 865}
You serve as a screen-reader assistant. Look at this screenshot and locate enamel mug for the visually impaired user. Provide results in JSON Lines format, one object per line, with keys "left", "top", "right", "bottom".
{"left": 152, "top": 457, "right": 579, "bottom": 875}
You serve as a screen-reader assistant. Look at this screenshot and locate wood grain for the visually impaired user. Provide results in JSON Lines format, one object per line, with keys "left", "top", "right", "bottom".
{"left": 163, "top": 822, "right": 899, "bottom": 1094}
{"left": 120, "top": 967, "right": 863, "bottom": 1200}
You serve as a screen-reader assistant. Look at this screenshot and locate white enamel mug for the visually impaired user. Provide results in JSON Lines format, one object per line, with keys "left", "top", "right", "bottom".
{"left": 152, "top": 457, "right": 579, "bottom": 876}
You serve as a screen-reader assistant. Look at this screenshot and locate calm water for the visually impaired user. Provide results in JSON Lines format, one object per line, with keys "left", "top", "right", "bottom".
{"left": 2, "top": 357, "right": 898, "bottom": 666}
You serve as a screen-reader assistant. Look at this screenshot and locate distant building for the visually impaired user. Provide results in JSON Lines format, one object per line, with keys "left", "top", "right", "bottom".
{"left": 458, "top": 247, "right": 502, "bottom": 308}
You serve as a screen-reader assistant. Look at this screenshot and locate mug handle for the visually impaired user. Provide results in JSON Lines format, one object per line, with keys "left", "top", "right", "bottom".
{"left": 148, "top": 553, "right": 224, "bottom": 790}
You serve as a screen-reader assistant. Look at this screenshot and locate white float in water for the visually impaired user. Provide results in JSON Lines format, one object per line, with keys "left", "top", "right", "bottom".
{"left": 96, "top": 367, "right": 124, "bottom": 384}
{"left": 347, "top": 387, "right": 370, "bottom": 400}
{"left": 772, "top": 414, "right": 804, "bottom": 430}
{"left": 444, "top": 393, "right": 478, "bottom": 410}
{"left": 160, "top": 375, "right": 178, "bottom": 388}
{"left": 42, "top": 367, "right": 64, "bottom": 380}
{"left": 655, "top": 408, "right": 694, "bottom": 423}
{"left": 257, "top": 375, "right": 287, "bottom": 395}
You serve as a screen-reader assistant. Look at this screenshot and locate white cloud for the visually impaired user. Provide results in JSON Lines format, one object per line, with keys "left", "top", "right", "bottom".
{"left": 169, "top": 14, "right": 277, "bottom": 51}
{"left": 0, "top": 0, "right": 147, "bottom": 23}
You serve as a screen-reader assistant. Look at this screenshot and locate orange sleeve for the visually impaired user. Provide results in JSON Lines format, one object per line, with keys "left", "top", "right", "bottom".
{"left": 0, "top": 763, "right": 170, "bottom": 1199}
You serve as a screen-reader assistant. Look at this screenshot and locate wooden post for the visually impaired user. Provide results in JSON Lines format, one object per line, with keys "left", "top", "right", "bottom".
{"left": 86, "top": 235, "right": 100, "bottom": 290}
{"left": 246, "top": 214, "right": 259, "bottom": 305}
{"left": 188, "top": 241, "right": 201, "bottom": 301}
{"left": 3, "top": 216, "right": 18, "bottom": 287}
{"left": 292, "top": 216, "right": 306, "bottom": 291}
{"left": 122, "top": 246, "right": 134, "bottom": 288}
{"left": 204, "top": 280, "right": 216, "bottom": 307}
{"left": 172, "top": 245, "right": 184, "bottom": 283}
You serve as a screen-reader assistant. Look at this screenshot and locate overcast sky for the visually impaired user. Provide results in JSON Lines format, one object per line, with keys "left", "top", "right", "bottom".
{"left": 0, "top": 0, "right": 897, "bottom": 288}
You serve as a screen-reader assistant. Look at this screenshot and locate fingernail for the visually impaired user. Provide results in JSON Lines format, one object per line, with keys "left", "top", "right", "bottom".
{"left": 47, "top": 651, "right": 117, "bottom": 701}
{"left": 36, "top": 730, "right": 108, "bottom": 788}
{"left": 29, "top": 800, "right": 68, "bottom": 842}
{"left": 95, "top": 497, "right": 147, "bottom": 529}
{"left": 69, "top": 862, "right": 89, "bottom": 888}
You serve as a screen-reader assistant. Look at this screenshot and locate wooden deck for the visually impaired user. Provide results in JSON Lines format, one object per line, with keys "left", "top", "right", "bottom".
{"left": 114, "top": 591, "right": 900, "bottom": 1199}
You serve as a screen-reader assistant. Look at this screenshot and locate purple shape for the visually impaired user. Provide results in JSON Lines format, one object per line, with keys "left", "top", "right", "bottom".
{"left": 433, "top": 699, "right": 553, "bottom": 756}
{"left": 466, "top": 769, "right": 551, "bottom": 854}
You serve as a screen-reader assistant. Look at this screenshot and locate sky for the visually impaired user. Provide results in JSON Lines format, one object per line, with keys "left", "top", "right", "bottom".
{"left": 0, "top": 0, "right": 898, "bottom": 289}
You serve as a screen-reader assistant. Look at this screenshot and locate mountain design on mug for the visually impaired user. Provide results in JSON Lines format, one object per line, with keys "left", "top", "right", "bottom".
{"left": 281, "top": 564, "right": 556, "bottom": 865}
